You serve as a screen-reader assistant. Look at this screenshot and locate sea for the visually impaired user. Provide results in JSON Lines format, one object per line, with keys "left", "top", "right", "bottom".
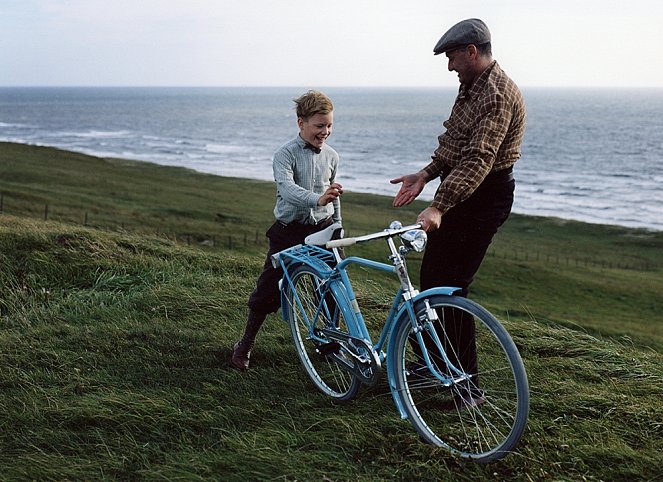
{"left": 1, "top": 86, "right": 662, "bottom": 231}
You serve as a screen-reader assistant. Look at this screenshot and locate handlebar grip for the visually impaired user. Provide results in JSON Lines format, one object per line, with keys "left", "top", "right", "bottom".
{"left": 326, "top": 238, "right": 356, "bottom": 249}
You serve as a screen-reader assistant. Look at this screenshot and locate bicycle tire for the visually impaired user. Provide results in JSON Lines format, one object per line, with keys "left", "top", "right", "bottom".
{"left": 284, "top": 264, "right": 361, "bottom": 402}
{"left": 389, "top": 294, "right": 529, "bottom": 462}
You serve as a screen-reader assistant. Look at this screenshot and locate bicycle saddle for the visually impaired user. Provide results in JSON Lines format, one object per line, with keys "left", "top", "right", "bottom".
{"left": 304, "top": 222, "right": 344, "bottom": 246}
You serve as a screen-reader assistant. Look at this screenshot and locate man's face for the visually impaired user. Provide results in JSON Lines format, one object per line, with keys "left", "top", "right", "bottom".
{"left": 446, "top": 46, "right": 473, "bottom": 85}
{"left": 298, "top": 112, "right": 333, "bottom": 149}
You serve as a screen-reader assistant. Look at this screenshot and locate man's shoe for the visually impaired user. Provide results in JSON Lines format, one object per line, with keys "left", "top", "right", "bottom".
{"left": 456, "top": 390, "right": 486, "bottom": 409}
{"left": 439, "top": 389, "right": 485, "bottom": 411}
{"left": 230, "top": 339, "right": 254, "bottom": 371}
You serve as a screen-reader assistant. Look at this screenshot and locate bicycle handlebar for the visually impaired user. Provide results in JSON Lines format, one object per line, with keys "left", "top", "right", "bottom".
{"left": 326, "top": 223, "right": 422, "bottom": 249}
{"left": 326, "top": 237, "right": 357, "bottom": 248}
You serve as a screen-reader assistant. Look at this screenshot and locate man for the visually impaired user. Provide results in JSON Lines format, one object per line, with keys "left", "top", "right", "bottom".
{"left": 231, "top": 90, "right": 343, "bottom": 371}
{"left": 390, "top": 18, "right": 526, "bottom": 404}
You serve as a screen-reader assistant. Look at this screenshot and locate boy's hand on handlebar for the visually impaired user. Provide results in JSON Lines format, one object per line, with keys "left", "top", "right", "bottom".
{"left": 416, "top": 207, "right": 442, "bottom": 232}
{"left": 318, "top": 182, "right": 344, "bottom": 206}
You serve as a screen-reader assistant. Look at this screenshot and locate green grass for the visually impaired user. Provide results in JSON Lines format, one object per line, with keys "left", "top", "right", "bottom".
{"left": 1, "top": 142, "right": 662, "bottom": 480}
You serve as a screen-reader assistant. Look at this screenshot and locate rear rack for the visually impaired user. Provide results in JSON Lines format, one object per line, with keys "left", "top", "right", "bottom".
{"left": 272, "top": 244, "right": 336, "bottom": 275}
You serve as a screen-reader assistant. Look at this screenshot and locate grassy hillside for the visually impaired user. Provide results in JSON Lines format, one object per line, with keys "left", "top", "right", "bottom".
{"left": 1, "top": 142, "right": 662, "bottom": 480}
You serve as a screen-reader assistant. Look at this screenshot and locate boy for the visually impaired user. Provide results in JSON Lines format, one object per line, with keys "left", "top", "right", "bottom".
{"left": 231, "top": 90, "right": 343, "bottom": 371}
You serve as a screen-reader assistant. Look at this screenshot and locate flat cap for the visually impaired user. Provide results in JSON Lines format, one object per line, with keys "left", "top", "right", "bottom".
{"left": 433, "top": 18, "right": 491, "bottom": 55}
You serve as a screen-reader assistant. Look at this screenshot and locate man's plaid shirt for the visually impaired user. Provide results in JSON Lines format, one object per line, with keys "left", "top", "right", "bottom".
{"left": 423, "top": 61, "right": 526, "bottom": 215}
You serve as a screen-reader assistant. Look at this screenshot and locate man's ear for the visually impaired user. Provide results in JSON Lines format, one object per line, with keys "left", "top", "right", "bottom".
{"left": 466, "top": 44, "right": 478, "bottom": 58}
{"left": 297, "top": 117, "right": 304, "bottom": 130}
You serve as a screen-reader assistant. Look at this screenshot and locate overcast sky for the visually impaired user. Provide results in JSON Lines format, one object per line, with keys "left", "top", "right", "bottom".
{"left": 2, "top": 0, "right": 662, "bottom": 88}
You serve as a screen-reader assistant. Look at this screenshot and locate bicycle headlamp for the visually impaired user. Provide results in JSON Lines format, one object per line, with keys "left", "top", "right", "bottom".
{"left": 400, "top": 229, "right": 427, "bottom": 252}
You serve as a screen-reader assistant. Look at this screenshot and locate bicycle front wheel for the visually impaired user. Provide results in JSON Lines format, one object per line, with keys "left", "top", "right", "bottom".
{"left": 284, "top": 264, "right": 361, "bottom": 402}
{"left": 390, "top": 294, "right": 529, "bottom": 462}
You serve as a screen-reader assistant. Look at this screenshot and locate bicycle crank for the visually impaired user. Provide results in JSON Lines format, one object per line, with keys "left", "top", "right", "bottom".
{"left": 319, "top": 329, "right": 382, "bottom": 387}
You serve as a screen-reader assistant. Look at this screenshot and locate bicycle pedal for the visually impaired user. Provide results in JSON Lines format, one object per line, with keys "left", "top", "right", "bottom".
{"left": 316, "top": 341, "right": 341, "bottom": 356}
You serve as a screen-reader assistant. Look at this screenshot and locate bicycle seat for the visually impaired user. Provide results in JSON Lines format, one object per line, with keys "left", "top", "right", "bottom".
{"left": 304, "top": 222, "right": 344, "bottom": 246}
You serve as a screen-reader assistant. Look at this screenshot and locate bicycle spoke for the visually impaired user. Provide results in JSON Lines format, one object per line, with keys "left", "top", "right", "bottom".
{"left": 286, "top": 266, "right": 360, "bottom": 402}
{"left": 391, "top": 295, "right": 529, "bottom": 462}
{"left": 277, "top": 225, "right": 527, "bottom": 461}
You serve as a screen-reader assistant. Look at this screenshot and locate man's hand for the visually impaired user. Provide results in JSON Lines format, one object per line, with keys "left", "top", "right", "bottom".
{"left": 318, "top": 182, "right": 344, "bottom": 206}
{"left": 390, "top": 171, "right": 427, "bottom": 207}
{"left": 416, "top": 206, "right": 443, "bottom": 232}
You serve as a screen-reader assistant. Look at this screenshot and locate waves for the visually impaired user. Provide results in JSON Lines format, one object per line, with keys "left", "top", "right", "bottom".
{"left": 1, "top": 86, "right": 662, "bottom": 231}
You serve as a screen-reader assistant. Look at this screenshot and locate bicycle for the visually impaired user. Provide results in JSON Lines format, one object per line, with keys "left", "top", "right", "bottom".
{"left": 271, "top": 221, "right": 529, "bottom": 462}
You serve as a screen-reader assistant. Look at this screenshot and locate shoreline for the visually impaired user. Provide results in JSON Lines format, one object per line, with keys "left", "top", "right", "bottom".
{"left": 2, "top": 86, "right": 662, "bottom": 233}
{"left": 3, "top": 140, "right": 661, "bottom": 234}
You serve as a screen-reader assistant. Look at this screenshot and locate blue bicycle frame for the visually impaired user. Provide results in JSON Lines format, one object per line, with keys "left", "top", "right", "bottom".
{"left": 275, "top": 241, "right": 461, "bottom": 419}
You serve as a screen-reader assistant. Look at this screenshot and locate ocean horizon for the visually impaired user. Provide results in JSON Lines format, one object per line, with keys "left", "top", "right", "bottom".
{"left": 1, "top": 86, "right": 662, "bottom": 231}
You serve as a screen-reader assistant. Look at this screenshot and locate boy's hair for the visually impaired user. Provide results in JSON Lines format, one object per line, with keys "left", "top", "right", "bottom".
{"left": 293, "top": 90, "right": 333, "bottom": 120}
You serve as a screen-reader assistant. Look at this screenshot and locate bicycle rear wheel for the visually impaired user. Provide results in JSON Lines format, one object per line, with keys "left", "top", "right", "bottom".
{"left": 390, "top": 294, "right": 529, "bottom": 462}
{"left": 284, "top": 264, "right": 360, "bottom": 402}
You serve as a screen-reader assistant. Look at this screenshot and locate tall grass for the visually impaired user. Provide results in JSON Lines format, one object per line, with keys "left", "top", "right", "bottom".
{"left": 1, "top": 143, "right": 662, "bottom": 480}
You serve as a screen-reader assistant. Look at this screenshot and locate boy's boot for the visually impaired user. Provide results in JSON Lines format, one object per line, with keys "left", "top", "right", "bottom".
{"left": 230, "top": 310, "right": 266, "bottom": 370}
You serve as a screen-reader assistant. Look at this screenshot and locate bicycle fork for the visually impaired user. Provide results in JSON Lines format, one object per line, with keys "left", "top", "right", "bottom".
{"left": 387, "top": 238, "right": 471, "bottom": 384}
{"left": 387, "top": 290, "right": 471, "bottom": 420}
{"left": 411, "top": 299, "right": 472, "bottom": 384}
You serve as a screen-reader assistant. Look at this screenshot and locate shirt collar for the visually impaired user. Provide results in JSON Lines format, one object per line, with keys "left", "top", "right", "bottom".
{"left": 296, "top": 135, "right": 321, "bottom": 154}
{"left": 458, "top": 60, "right": 498, "bottom": 100}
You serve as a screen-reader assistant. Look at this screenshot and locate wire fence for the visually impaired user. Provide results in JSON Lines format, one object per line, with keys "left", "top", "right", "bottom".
{"left": 485, "top": 247, "right": 654, "bottom": 272}
{"left": 0, "top": 193, "right": 269, "bottom": 249}
{"left": 1, "top": 193, "right": 657, "bottom": 272}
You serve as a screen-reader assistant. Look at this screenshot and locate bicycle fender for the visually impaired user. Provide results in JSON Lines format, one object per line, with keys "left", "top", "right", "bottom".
{"left": 416, "top": 286, "right": 461, "bottom": 298}
{"left": 279, "top": 280, "right": 289, "bottom": 321}
{"left": 277, "top": 254, "right": 334, "bottom": 322}
{"left": 389, "top": 286, "right": 461, "bottom": 324}
{"left": 388, "top": 286, "right": 461, "bottom": 335}
{"left": 279, "top": 270, "right": 355, "bottom": 328}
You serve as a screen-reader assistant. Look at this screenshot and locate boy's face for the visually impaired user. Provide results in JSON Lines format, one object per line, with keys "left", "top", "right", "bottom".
{"left": 298, "top": 112, "right": 333, "bottom": 150}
